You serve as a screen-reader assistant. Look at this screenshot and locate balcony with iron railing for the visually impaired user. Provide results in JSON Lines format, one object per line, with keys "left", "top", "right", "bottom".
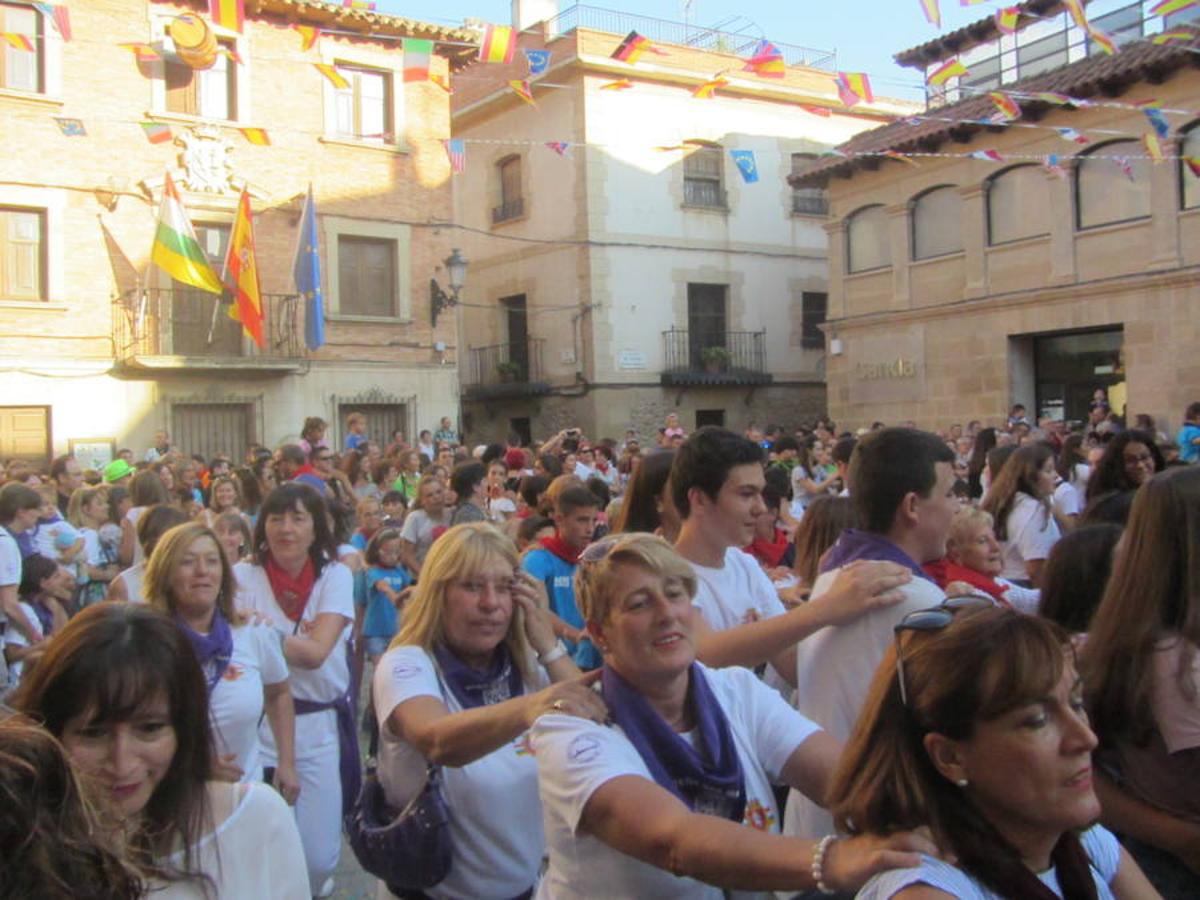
{"left": 462, "top": 338, "right": 550, "bottom": 400}
{"left": 661, "top": 328, "right": 772, "bottom": 386}
{"left": 112, "top": 288, "right": 306, "bottom": 371}
{"left": 492, "top": 197, "right": 525, "bottom": 224}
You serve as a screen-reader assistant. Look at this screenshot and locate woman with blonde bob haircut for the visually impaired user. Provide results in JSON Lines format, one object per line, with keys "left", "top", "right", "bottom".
{"left": 373, "top": 523, "right": 606, "bottom": 899}
{"left": 531, "top": 532, "right": 937, "bottom": 899}
{"left": 825, "top": 604, "right": 1157, "bottom": 899}
{"left": 144, "top": 522, "right": 298, "bottom": 801}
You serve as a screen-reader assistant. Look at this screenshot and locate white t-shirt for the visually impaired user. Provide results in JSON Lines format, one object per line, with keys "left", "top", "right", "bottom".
{"left": 858, "top": 824, "right": 1121, "bottom": 900}
{"left": 374, "top": 645, "right": 550, "bottom": 900}
{"left": 487, "top": 496, "right": 517, "bottom": 522}
{"left": 1052, "top": 480, "right": 1082, "bottom": 518}
{"left": 533, "top": 664, "right": 821, "bottom": 900}
{"left": 234, "top": 560, "right": 354, "bottom": 763}
{"left": 4, "top": 600, "right": 42, "bottom": 685}
{"left": 115, "top": 563, "right": 145, "bottom": 604}
{"left": 689, "top": 546, "right": 787, "bottom": 632}
{"left": 785, "top": 564, "right": 945, "bottom": 842}
{"left": 0, "top": 527, "right": 21, "bottom": 589}
{"left": 399, "top": 509, "right": 451, "bottom": 568}
{"left": 210, "top": 623, "right": 290, "bottom": 781}
{"left": 125, "top": 506, "right": 147, "bottom": 565}
{"left": 155, "top": 782, "right": 310, "bottom": 899}
{"left": 1000, "top": 493, "right": 1061, "bottom": 582}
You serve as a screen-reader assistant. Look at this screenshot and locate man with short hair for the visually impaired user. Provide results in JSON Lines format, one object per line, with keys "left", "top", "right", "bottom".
{"left": 521, "top": 485, "right": 602, "bottom": 668}
{"left": 448, "top": 462, "right": 487, "bottom": 525}
{"left": 144, "top": 429, "right": 172, "bottom": 463}
{"left": 50, "top": 454, "right": 82, "bottom": 515}
{"left": 784, "top": 427, "right": 957, "bottom": 842}
{"left": 274, "top": 444, "right": 328, "bottom": 496}
{"left": 433, "top": 416, "right": 458, "bottom": 447}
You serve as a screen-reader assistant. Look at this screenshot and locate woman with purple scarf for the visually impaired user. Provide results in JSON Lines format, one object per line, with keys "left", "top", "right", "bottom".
{"left": 532, "top": 533, "right": 938, "bottom": 899}
{"left": 144, "top": 522, "right": 298, "bottom": 801}
{"left": 374, "top": 522, "right": 607, "bottom": 900}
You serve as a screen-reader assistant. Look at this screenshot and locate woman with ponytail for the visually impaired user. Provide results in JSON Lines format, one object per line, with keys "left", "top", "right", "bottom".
{"left": 827, "top": 603, "right": 1158, "bottom": 899}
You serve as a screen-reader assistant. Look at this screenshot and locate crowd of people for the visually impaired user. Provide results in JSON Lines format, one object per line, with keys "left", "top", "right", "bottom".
{"left": 1, "top": 398, "right": 1198, "bottom": 899}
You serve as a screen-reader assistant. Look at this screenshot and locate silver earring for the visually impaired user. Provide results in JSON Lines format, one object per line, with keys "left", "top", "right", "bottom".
{"left": 956, "top": 778, "right": 969, "bottom": 787}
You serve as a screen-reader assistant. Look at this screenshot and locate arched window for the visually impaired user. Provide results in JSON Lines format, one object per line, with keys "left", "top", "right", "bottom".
{"left": 846, "top": 205, "right": 890, "bottom": 273}
{"left": 911, "top": 186, "right": 963, "bottom": 259}
{"left": 1076, "top": 140, "right": 1150, "bottom": 229}
{"left": 1181, "top": 123, "right": 1200, "bottom": 211}
{"left": 987, "top": 165, "right": 1050, "bottom": 244}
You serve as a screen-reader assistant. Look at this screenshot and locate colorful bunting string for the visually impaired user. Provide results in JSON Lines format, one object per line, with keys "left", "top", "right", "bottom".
{"left": 927, "top": 58, "right": 968, "bottom": 86}
{"left": 919, "top": 0, "right": 941, "bottom": 28}
{"left": 1149, "top": 0, "right": 1199, "bottom": 15}
{"left": 1144, "top": 133, "right": 1165, "bottom": 162}
{"left": 969, "top": 149, "right": 1004, "bottom": 162}
{"left": 989, "top": 91, "right": 1021, "bottom": 121}
{"left": 1056, "top": 127, "right": 1090, "bottom": 144}
{"left": 545, "top": 141, "right": 570, "bottom": 156}
{"left": 120, "top": 42, "right": 160, "bottom": 63}
{"left": 31, "top": 4, "right": 70, "bottom": 41}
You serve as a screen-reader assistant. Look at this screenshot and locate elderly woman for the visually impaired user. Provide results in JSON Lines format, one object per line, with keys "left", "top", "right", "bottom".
{"left": 531, "top": 533, "right": 934, "bottom": 898}
{"left": 10, "top": 603, "right": 309, "bottom": 898}
{"left": 144, "top": 522, "right": 298, "bottom": 802}
{"left": 923, "top": 507, "right": 1040, "bottom": 613}
{"left": 825, "top": 603, "right": 1157, "bottom": 899}
{"left": 374, "top": 522, "right": 606, "bottom": 900}
{"left": 233, "top": 483, "right": 355, "bottom": 896}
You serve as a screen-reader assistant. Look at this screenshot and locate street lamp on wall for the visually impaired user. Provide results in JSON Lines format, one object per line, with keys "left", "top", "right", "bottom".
{"left": 430, "top": 248, "right": 468, "bottom": 327}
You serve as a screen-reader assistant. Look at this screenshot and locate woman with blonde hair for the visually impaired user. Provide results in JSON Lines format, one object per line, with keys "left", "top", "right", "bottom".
{"left": 201, "top": 474, "right": 246, "bottom": 529}
{"left": 144, "top": 522, "right": 298, "bottom": 801}
{"left": 1083, "top": 466, "right": 1200, "bottom": 896}
{"left": 923, "top": 506, "right": 1041, "bottom": 612}
{"left": 373, "top": 522, "right": 606, "bottom": 899}
{"left": 825, "top": 603, "right": 1156, "bottom": 899}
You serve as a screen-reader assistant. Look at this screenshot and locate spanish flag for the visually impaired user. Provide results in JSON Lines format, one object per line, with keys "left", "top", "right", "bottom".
{"left": 927, "top": 59, "right": 967, "bottom": 86}
{"left": 208, "top": 0, "right": 243, "bottom": 33}
{"left": 478, "top": 24, "right": 515, "bottom": 64}
{"left": 835, "top": 72, "right": 873, "bottom": 107}
{"left": 222, "top": 188, "right": 265, "bottom": 348}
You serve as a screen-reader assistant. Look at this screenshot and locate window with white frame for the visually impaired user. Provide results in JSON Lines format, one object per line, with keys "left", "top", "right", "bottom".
{"left": 0, "top": 206, "right": 45, "bottom": 300}
{"left": 334, "top": 64, "right": 392, "bottom": 142}
{"left": 912, "top": 186, "right": 963, "bottom": 259}
{"left": 846, "top": 205, "right": 891, "bottom": 273}
{"left": 0, "top": 2, "right": 41, "bottom": 92}
{"left": 1076, "top": 140, "right": 1150, "bottom": 229}
{"left": 988, "top": 165, "right": 1051, "bottom": 244}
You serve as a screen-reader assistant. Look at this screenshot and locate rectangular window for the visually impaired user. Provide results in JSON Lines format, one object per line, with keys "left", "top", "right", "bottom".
{"left": 1016, "top": 30, "right": 1067, "bottom": 78}
{"left": 683, "top": 147, "right": 726, "bottom": 209}
{"left": 165, "top": 39, "right": 237, "bottom": 119}
{"left": 790, "top": 154, "right": 828, "bottom": 216}
{"left": 961, "top": 54, "right": 1002, "bottom": 91}
{"left": 800, "top": 292, "right": 828, "bottom": 350}
{"left": 334, "top": 64, "right": 392, "bottom": 142}
{"left": 0, "top": 206, "right": 45, "bottom": 300}
{"left": 338, "top": 235, "right": 396, "bottom": 317}
{"left": 493, "top": 156, "right": 524, "bottom": 223}
{"left": 0, "top": 3, "right": 42, "bottom": 92}
{"left": 1089, "top": 6, "right": 1142, "bottom": 53}
{"left": 686, "top": 283, "right": 727, "bottom": 368}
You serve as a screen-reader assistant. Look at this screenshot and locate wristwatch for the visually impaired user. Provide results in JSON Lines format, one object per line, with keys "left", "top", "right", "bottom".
{"left": 537, "top": 640, "right": 569, "bottom": 666}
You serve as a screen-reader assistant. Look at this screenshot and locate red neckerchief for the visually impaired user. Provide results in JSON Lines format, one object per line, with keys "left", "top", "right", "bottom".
{"left": 540, "top": 533, "right": 582, "bottom": 565}
{"left": 743, "top": 528, "right": 790, "bottom": 568}
{"left": 264, "top": 554, "right": 317, "bottom": 623}
{"left": 922, "top": 558, "right": 1012, "bottom": 606}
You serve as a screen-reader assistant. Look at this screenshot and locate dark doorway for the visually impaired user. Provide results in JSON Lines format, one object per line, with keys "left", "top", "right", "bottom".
{"left": 1034, "top": 327, "right": 1124, "bottom": 424}
{"left": 695, "top": 409, "right": 725, "bottom": 429}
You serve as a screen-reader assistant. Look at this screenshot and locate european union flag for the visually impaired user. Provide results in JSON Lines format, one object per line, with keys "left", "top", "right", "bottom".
{"left": 730, "top": 150, "right": 759, "bottom": 184}
{"left": 292, "top": 184, "right": 325, "bottom": 351}
{"left": 524, "top": 49, "right": 551, "bottom": 76}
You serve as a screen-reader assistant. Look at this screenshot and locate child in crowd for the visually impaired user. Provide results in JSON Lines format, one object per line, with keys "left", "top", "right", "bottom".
{"left": 485, "top": 460, "right": 517, "bottom": 523}
{"left": 213, "top": 510, "right": 252, "bottom": 564}
{"left": 4, "top": 555, "right": 70, "bottom": 690}
{"left": 398, "top": 476, "right": 451, "bottom": 577}
{"left": 380, "top": 490, "right": 407, "bottom": 528}
{"left": 98, "top": 486, "right": 129, "bottom": 563}
{"left": 350, "top": 497, "right": 385, "bottom": 551}
{"left": 31, "top": 484, "right": 84, "bottom": 568}
{"left": 362, "top": 528, "right": 411, "bottom": 662}
{"left": 66, "top": 486, "right": 118, "bottom": 608}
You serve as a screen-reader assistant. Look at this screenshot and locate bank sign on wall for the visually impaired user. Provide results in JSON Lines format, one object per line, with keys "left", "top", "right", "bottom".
{"left": 846, "top": 327, "right": 926, "bottom": 407}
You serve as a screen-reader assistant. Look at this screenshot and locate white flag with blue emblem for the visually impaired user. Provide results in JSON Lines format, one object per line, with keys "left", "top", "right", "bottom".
{"left": 730, "top": 150, "right": 759, "bottom": 184}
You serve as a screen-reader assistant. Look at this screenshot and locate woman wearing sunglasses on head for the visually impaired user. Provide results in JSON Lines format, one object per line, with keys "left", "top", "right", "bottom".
{"left": 531, "top": 533, "right": 936, "bottom": 899}
{"left": 825, "top": 602, "right": 1158, "bottom": 899}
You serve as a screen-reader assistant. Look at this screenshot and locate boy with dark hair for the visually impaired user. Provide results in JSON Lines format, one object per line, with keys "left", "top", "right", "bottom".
{"left": 521, "top": 485, "right": 602, "bottom": 668}
{"left": 448, "top": 462, "right": 487, "bottom": 525}
{"left": 785, "top": 426, "right": 958, "bottom": 843}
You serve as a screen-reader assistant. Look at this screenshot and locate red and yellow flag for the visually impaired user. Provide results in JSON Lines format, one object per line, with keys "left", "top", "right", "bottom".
{"left": 927, "top": 59, "right": 967, "bottom": 86}
{"left": 222, "top": 188, "right": 264, "bottom": 348}
{"left": 478, "top": 24, "right": 515, "bottom": 64}
{"left": 995, "top": 7, "right": 1020, "bottom": 34}
{"left": 294, "top": 24, "right": 320, "bottom": 51}
{"left": 989, "top": 91, "right": 1021, "bottom": 121}
{"left": 240, "top": 127, "right": 270, "bottom": 145}
{"left": 835, "top": 72, "right": 873, "bottom": 107}
{"left": 314, "top": 63, "right": 349, "bottom": 89}
{"left": 208, "top": 0, "right": 243, "bottom": 33}
{"left": 508, "top": 79, "right": 536, "bottom": 106}
{"left": 692, "top": 77, "right": 728, "bottom": 99}
{"left": 600, "top": 78, "right": 633, "bottom": 91}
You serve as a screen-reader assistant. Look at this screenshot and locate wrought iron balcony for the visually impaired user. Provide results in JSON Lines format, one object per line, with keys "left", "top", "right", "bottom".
{"left": 112, "top": 288, "right": 306, "bottom": 371}
{"left": 682, "top": 179, "right": 727, "bottom": 210}
{"left": 492, "top": 198, "right": 525, "bottom": 224}
{"left": 661, "top": 328, "right": 772, "bottom": 386}
{"left": 462, "top": 338, "right": 549, "bottom": 399}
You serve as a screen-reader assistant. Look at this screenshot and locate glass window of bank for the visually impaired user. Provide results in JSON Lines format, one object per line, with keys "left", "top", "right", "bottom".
{"left": 1032, "top": 329, "right": 1124, "bottom": 425}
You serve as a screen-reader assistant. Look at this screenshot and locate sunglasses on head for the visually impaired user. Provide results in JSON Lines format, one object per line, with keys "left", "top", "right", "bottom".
{"left": 893, "top": 596, "right": 994, "bottom": 707}
{"left": 579, "top": 535, "right": 621, "bottom": 565}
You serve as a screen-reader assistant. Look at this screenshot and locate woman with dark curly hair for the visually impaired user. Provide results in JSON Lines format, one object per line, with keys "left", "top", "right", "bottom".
{"left": 1085, "top": 429, "right": 1164, "bottom": 506}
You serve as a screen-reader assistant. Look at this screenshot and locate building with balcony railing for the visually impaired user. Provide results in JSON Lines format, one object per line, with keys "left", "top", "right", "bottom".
{"left": 449, "top": 1, "right": 915, "bottom": 442}
{"left": 0, "top": 0, "right": 472, "bottom": 464}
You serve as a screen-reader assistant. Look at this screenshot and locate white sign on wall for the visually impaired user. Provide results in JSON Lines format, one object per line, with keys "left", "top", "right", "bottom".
{"left": 617, "top": 350, "right": 647, "bottom": 370}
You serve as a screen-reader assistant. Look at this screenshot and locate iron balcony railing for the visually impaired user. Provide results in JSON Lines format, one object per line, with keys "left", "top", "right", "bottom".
{"left": 661, "top": 328, "right": 772, "bottom": 385}
{"left": 492, "top": 198, "right": 525, "bottom": 224}
{"left": 463, "top": 339, "right": 547, "bottom": 392}
{"left": 683, "top": 180, "right": 728, "bottom": 209}
{"left": 546, "top": 4, "right": 837, "bottom": 70}
{"left": 112, "top": 288, "right": 305, "bottom": 365}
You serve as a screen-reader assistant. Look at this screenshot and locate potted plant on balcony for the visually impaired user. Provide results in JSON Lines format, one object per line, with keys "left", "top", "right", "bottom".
{"left": 700, "top": 345, "right": 731, "bottom": 374}
{"left": 497, "top": 360, "right": 523, "bottom": 382}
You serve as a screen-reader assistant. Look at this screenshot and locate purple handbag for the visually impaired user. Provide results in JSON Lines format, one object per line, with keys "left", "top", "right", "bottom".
{"left": 343, "top": 761, "right": 452, "bottom": 891}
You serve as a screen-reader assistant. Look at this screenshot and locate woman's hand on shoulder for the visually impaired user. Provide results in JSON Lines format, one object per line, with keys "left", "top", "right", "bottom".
{"left": 822, "top": 827, "right": 942, "bottom": 893}
{"left": 526, "top": 669, "right": 607, "bottom": 729}
{"left": 512, "top": 570, "right": 557, "bottom": 654}
{"left": 820, "top": 561, "right": 912, "bottom": 626}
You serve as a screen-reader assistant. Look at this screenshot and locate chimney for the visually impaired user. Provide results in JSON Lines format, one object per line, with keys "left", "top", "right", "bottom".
{"left": 512, "top": 0, "right": 558, "bottom": 32}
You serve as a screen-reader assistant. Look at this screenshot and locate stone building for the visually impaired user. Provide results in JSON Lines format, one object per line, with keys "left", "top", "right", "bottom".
{"left": 446, "top": 3, "right": 912, "bottom": 444}
{"left": 0, "top": 0, "right": 472, "bottom": 466}
{"left": 792, "top": 2, "right": 1200, "bottom": 432}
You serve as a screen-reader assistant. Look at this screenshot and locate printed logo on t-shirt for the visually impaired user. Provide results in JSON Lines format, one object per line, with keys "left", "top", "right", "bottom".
{"left": 553, "top": 575, "right": 572, "bottom": 589}
{"left": 513, "top": 732, "right": 534, "bottom": 757}
{"left": 567, "top": 734, "right": 600, "bottom": 764}
{"left": 391, "top": 663, "right": 421, "bottom": 679}
{"left": 222, "top": 663, "right": 244, "bottom": 682}
{"left": 742, "top": 798, "right": 776, "bottom": 831}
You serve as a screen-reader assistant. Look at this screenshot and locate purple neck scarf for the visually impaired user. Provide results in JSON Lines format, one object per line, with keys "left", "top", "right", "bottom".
{"left": 820, "top": 528, "right": 934, "bottom": 582}
{"left": 175, "top": 609, "right": 234, "bottom": 692}
{"left": 602, "top": 663, "right": 746, "bottom": 822}
{"left": 433, "top": 642, "right": 523, "bottom": 710}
